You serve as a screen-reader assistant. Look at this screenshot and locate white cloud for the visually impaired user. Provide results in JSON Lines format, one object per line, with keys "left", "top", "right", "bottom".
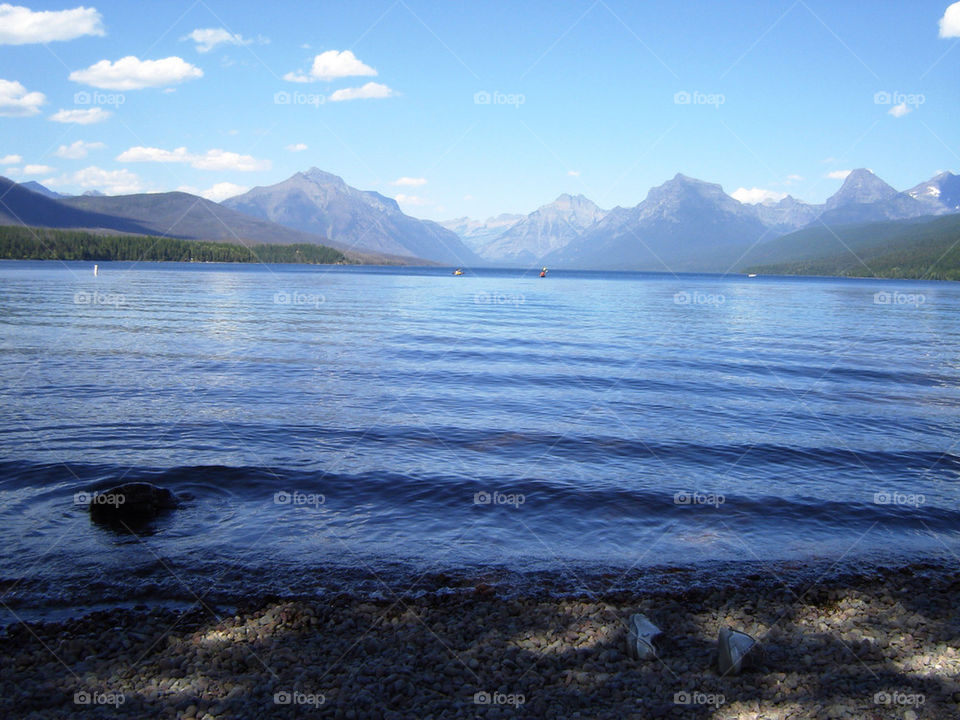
{"left": 285, "top": 143, "right": 308, "bottom": 152}
{"left": 731, "top": 187, "right": 788, "bottom": 204}
{"left": 0, "top": 78, "right": 45, "bottom": 116}
{"left": 176, "top": 181, "right": 249, "bottom": 202}
{"left": 69, "top": 56, "right": 203, "bottom": 90}
{"left": 826, "top": 170, "right": 852, "bottom": 180}
{"left": 567, "top": 170, "right": 580, "bottom": 177}
{"left": 184, "top": 28, "right": 250, "bottom": 52}
{"left": 0, "top": 4, "right": 104, "bottom": 44}
{"left": 49, "top": 107, "right": 111, "bottom": 124}
{"left": 45, "top": 166, "right": 144, "bottom": 195}
{"left": 23, "top": 164, "right": 56, "bottom": 175}
{"left": 0, "top": 154, "right": 21, "bottom": 164}
{"left": 312, "top": 49, "right": 376, "bottom": 81}
{"left": 889, "top": 102, "right": 911, "bottom": 118}
{"left": 328, "top": 82, "right": 393, "bottom": 102}
{"left": 391, "top": 176, "right": 427, "bottom": 186}
{"left": 116, "top": 146, "right": 271, "bottom": 171}
{"left": 395, "top": 193, "right": 431, "bottom": 206}
{"left": 940, "top": 2, "right": 960, "bottom": 37}
{"left": 54, "top": 140, "right": 105, "bottom": 159}
{"left": 286, "top": 50, "right": 377, "bottom": 83}
{"left": 190, "top": 149, "right": 270, "bottom": 171}
{"left": 785, "top": 174, "right": 803, "bottom": 182}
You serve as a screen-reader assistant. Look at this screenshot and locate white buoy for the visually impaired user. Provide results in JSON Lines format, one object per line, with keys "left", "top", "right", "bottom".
{"left": 93, "top": 264, "right": 99, "bottom": 276}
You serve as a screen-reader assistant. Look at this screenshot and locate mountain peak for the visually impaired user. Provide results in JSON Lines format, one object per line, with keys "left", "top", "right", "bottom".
{"left": 551, "top": 192, "right": 598, "bottom": 208}
{"left": 299, "top": 167, "right": 346, "bottom": 186}
{"left": 907, "top": 170, "right": 960, "bottom": 211}
{"left": 825, "top": 168, "right": 897, "bottom": 210}
{"left": 645, "top": 173, "right": 728, "bottom": 206}
{"left": 669, "top": 172, "right": 712, "bottom": 185}
{"left": 222, "top": 168, "right": 479, "bottom": 264}
{"left": 20, "top": 180, "right": 65, "bottom": 199}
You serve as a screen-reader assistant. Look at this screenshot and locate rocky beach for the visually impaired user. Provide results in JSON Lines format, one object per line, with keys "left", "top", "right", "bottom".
{"left": 2, "top": 562, "right": 957, "bottom": 719}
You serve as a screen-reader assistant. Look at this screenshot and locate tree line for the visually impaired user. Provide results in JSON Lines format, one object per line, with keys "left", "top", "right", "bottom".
{"left": 0, "top": 226, "right": 348, "bottom": 265}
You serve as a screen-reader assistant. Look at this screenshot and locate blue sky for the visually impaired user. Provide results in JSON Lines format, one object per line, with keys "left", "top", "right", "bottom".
{"left": 1, "top": 0, "right": 958, "bottom": 221}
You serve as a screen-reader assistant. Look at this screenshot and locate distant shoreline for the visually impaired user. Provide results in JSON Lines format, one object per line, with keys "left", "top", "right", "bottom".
{"left": 4, "top": 257, "right": 956, "bottom": 282}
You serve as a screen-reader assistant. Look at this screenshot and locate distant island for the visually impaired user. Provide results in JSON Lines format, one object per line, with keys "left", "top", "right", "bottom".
{"left": 0, "top": 226, "right": 348, "bottom": 265}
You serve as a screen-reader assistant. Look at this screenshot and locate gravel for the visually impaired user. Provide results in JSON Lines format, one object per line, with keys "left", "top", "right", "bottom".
{"left": 1, "top": 563, "right": 957, "bottom": 719}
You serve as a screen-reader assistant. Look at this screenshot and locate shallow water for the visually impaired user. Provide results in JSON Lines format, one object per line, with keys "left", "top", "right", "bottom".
{"left": 1, "top": 261, "right": 958, "bottom": 619}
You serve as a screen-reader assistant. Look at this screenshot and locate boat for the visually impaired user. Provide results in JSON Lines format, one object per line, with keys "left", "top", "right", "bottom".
{"left": 539, "top": 267, "right": 547, "bottom": 278}
{"left": 747, "top": 273, "right": 757, "bottom": 278}
{"left": 453, "top": 268, "right": 463, "bottom": 276}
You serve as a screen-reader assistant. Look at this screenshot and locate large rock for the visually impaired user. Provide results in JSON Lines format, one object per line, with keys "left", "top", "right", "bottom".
{"left": 88, "top": 482, "right": 179, "bottom": 525}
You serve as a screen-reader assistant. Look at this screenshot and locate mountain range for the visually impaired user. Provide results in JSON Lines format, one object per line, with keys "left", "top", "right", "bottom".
{"left": 440, "top": 194, "right": 606, "bottom": 265}
{"left": 2, "top": 167, "right": 959, "bottom": 275}
{"left": 542, "top": 174, "right": 769, "bottom": 271}
{"left": 0, "top": 176, "right": 415, "bottom": 264}
{"left": 439, "top": 169, "right": 960, "bottom": 271}
{"left": 222, "top": 168, "right": 479, "bottom": 265}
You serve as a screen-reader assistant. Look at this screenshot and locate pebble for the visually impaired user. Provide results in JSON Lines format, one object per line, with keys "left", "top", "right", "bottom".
{"left": 1, "top": 564, "right": 957, "bottom": 719}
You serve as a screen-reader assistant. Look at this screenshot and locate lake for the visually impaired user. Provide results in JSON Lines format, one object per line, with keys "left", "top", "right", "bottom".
{"left": 1, "top": 261, "right": 958, "bottom": 619}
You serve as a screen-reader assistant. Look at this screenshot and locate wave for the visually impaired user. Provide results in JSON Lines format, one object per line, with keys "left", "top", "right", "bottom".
{"left": 1, "top": 459, "right": 956, "bottom": 532}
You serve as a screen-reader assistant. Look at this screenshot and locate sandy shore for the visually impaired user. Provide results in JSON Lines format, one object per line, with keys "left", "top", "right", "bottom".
{"left": 2, "top": 563, "right": 958, "bottom": 719}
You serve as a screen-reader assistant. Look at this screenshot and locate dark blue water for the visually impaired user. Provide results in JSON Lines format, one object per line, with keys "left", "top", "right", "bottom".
{"left": 1, "top": 261, "right": 959, "bottom": 619}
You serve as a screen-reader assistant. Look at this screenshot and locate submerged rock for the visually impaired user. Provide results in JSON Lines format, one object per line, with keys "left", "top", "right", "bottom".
{"left": 88, "top": 482, "right": 179, "bottom": 525}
